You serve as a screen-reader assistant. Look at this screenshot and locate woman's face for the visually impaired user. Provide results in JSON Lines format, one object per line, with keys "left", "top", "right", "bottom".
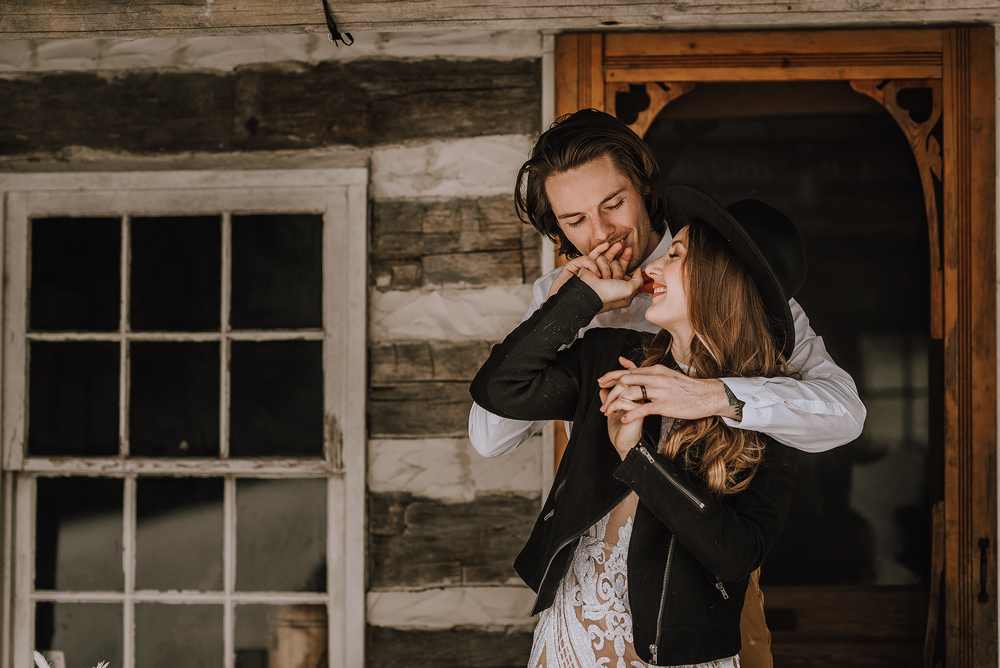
{"left": 644, "top": 226, "right": 691, "bottom": 334}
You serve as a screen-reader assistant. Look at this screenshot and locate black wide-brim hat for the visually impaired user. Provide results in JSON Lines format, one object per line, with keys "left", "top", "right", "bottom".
{"left": 661, "top": 185, "right": 807, "bottom": 359}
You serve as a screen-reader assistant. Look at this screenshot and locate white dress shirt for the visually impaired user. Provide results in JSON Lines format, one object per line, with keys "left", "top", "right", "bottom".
{"left": 469, "top": 233, "right": 866, "bottom": 457}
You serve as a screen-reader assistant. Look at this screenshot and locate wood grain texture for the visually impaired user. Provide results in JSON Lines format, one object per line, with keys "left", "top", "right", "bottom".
{"left": 368, "top": 381, "right": 473, "bottom": 437}
{"left": 770, "top": 640, "right": 923, "bottom": 668}
{"left": 940, "top": 25, "right": 997, "bottom": 668}
{"left": 764, "top": 586, "right": 927, "bottom": 667}
{"left": 369, "top": 341, "right": 493, "bottom": 384}
{"left": 0, "top": 59, "right": 540, "bottom": 155}
{"left": 603, "top": 29, "right": 945, "bottom": 82}
{"left": 370, "top": 196, "right": 541, "bottom": 290}
{"left": 369, "top": 492, "right": 538, "bottom": 588}
{"left": 2, "top": 1, "right": 998, "bottom": 38}
{"left": 366, "top": 626, "right": 533, "bottom": 668}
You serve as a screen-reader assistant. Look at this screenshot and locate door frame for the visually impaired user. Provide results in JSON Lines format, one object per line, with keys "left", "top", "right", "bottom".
{"left": 554, "top": 27, "right": 997, "bottom": 666}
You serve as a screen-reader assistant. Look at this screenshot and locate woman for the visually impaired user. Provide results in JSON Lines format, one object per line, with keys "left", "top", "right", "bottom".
{"left": 470, "top": 185, "right": 805, "bottom": 668}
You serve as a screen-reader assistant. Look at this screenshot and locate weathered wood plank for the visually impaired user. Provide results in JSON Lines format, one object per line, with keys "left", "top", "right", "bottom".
{"left": 370, "top": 341, "right": 493, "bottom": 383}
{"left": 1, "top": 1, "right": 997, "bottom": 39}
{"left": 372, "top": 196, "right": 522, "bottom": 259}
{"left": 0, "top": 59, "right": 540, "bottom": 155}
{"left": 0, "top": 33, "right": 545, "bottom": 73}
{"left": 372, "top": 251, "right": 527, "bottom": 290}
{"left": 521, "top": 222, "right": 543, "bottom": 283}
{"left": 369, "top": 492, "right": 539, "bottom": 588}
{"left": 367, "top": 626, "right": 533, "bottom": 668}
{"left": 368, "top": 381, "right": 473, "bottom": 437}
{"left": 371, "top": 195, "right": 541, "bottom": 289}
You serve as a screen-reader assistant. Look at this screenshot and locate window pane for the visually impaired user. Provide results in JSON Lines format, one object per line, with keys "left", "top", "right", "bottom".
{"left": 30, "top": 217, "right": 120, "bottom": 331}
{"left": 35, "top": 602, "right": 123, "bottom": 668}
{"left": 135, "top": 603, "right": 222, "bottom": 668}
{"left": 136, "top": 477, "right": 223, "bottom": 591}
{"left": 231, "top": 214, "right": 323, "bottom": 330}
{"left": 35, "top": 477, "right": 123, "bottom": 591}
{"left": 130, "top": 342, "right": 220, "bottom": 457}
{"left": 130, "top": 215, "right": 221, "bottom": 331}
{"left": 236, "top": 479, "right": 326, "bottom": 592}
{"left": 229, "top": 341, "right": 323, "bottom": 457}
{"left": 29, "top": 341, "right": 119, "bottom": 456}
{"left": 236, "top": 604, "right": 328, "bottom": 668}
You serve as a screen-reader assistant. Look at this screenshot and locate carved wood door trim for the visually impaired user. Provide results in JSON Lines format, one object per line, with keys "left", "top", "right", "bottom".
{"left": 555, "top": 27, "right": 997, "bottom": 666}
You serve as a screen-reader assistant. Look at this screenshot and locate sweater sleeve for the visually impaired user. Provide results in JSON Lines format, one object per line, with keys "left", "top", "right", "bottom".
{"left": 470, "top": 275, "right": 604, "bottom": 423}
{"left": 614, "top": 439, "right": 798, "bottom": 582}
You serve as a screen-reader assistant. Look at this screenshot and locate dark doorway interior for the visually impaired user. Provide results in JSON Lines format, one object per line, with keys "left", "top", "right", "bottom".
{"left": 636, "top": 80, "right": 938, "bottom": 666}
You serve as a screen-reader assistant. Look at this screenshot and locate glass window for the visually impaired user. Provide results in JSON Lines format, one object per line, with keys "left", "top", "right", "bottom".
{"left": 6, "top": 173, "right": 365, "bottom": 667}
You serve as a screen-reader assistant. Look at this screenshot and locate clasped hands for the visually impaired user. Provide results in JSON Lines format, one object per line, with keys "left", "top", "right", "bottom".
{"left": 599, "top": 360, "right": 736, "bottom": 460}
{"left": 547, "top": 239, "right": 643, "bottom": 312}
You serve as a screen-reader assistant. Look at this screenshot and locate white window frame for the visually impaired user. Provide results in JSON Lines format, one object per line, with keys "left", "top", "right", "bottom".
{"left": 0, "top": 169, "right": 368, "bottom": 668}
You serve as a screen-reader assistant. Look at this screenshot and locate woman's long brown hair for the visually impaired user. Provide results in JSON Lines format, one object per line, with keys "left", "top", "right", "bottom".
{"left": 643, "top": 222, "right": 788, "bottom": 495}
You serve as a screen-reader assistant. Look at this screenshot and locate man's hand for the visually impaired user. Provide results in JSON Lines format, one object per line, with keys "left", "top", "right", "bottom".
{"left": 548, "top": 241, "right": 641, "bottom": 313}
{"left": 599, "top": 357, "right": 743, "bottom": 424}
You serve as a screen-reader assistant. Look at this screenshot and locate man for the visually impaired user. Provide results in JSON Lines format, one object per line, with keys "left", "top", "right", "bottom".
{"left": 469, "top": 109, "right": 866, "bottom": 666}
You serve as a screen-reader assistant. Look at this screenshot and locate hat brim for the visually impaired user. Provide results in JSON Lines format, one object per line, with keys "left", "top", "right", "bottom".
{"left": 662, "top": 185, "right": 796, "bottom": 359}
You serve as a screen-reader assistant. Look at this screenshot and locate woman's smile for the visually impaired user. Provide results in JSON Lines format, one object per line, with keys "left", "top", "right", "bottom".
{"left": 642, "top": 225, "right": 695, "bottom": 363}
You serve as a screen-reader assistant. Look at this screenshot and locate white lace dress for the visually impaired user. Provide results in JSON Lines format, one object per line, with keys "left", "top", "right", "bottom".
{"left": 526, "top": 492, "right": 739, "bottom": 668}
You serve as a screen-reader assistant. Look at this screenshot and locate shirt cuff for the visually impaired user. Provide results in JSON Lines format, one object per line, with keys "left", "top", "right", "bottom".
{"left": 720, "top": 377, "right": 775, "bottom": 429}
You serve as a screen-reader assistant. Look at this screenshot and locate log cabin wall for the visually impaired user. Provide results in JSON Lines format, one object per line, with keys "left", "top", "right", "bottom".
{"left": 0, "top": 30, "right": 548, "bottom": 667}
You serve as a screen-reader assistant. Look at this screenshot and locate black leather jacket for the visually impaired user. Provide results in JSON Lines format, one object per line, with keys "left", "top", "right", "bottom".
{"left": 470, "top": 276, "right": 798, "bottom": 666}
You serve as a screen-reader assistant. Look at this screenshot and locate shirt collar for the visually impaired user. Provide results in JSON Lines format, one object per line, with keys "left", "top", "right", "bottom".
{"left": 639, "top": 230, "right": 674, "bottom": 271}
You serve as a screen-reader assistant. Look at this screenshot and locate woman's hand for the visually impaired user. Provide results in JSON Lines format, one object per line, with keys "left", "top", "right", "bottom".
{"left": 599, "top": 359, "right": 736, "bottom": 422}
{"left": 548, "top": 241, "right": 641, "bottom": 313}
{"left": 600, "top": 358, "right": 646, "bottom": 459}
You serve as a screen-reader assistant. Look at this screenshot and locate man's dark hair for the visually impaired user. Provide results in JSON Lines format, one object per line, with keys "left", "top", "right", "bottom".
{"left": 514, "top": 108, "right": 666, "bottom": 258}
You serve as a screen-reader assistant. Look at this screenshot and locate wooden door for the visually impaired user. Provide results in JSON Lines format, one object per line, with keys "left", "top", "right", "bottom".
{"left": 555, "top": 28, "right": 996, "bottom": 667}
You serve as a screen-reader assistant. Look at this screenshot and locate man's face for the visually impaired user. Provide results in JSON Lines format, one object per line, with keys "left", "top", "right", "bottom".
{"left": 544, "top": 154, "right": 657, "bottom": 273}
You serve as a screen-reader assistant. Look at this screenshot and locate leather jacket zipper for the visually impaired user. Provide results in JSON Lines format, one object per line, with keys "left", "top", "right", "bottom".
{"left": 533, "top": 488, "right": 632, "bottom": 613}
{"left": 637, "top": 444, "right": 705, "bottom": 510}
{"left": 650, "top": 534, "right": 676, "bottom": 665}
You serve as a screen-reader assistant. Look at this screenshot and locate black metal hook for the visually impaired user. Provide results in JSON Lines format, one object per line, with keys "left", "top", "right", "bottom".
{"left": 321, "top": 0, "right": 354, "bottom": 47}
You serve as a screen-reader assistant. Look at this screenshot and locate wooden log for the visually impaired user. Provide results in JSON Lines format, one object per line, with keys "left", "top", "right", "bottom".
{"left": 521, "top": 222, "right": 543, "bottom": 283}
{"left": 371, "top": 251, "right": 526, "bottom": 290}
{"left": 366, "top": 626, "right": 533, "bottom": 668}
{"left": 369, "top": 341, "right": 493, "bottom": 384}
{"left": 0, "top": 59, "right": 540, "bottom": 155}
{"left": 371, "top": 196, "right": 542, "bottom": 289}
{"left": 369, "top": 492, "right": 539, "bottom": 588}
{"left": 368, "top": 381, "right": 473, "bottom": 437}
{"left": 371, "top": 196, "right": 523, "bottom": 260}
{"left": 1, "top": 0, "right": 996, "bottom": 40}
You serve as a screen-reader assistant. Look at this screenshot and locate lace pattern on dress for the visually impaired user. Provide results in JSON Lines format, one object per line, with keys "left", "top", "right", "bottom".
{"left": 527, "top": 495, "right": 738, "bottom": 668}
